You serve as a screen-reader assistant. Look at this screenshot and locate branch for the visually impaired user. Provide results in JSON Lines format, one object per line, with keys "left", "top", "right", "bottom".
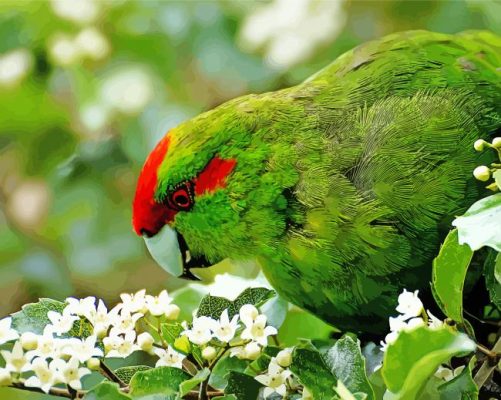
{"left": 474, "top": 335, "right": 501, "bottom": 389}
{"left": 10, "top": 382, "right": 85, "bottom": 399}
{"left": 99, "top": 361, "right": 127, "bottom": 388}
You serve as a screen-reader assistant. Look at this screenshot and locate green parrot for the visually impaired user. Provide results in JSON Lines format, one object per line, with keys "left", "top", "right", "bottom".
{"left": 132, "top": 30, "right": 501, "bottom": 333}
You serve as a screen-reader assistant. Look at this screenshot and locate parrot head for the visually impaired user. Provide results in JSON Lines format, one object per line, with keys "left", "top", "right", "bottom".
{"left": 132, "top": 97, "right": 295, "bottom": 280}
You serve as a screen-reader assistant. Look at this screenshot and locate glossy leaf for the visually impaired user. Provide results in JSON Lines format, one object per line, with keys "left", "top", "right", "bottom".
{"left": 84, "top": 381, "right": 131, "bottom": 400}
{"left": 115, "top": 365, "right": 152, "bottom": 385}
{"left": 179, "top": 368, "right": 210, "bottom": 397}
{"left": 224, "top": 371, "right": 263, "bottom": 400}
{"left": 129, "top": 366, "right": 190, "bottom": 399}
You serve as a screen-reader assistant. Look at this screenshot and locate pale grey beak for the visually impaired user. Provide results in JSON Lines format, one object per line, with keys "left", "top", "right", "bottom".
{"left": 143, "top": 224, "right": 183, "bottom": 277}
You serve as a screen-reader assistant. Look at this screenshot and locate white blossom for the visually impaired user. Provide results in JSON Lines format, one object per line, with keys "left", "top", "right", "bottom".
{"left": 0, "top": 49, "right": 33, "bottom": 87}
{"left": 1, "top": 341, "right": 31, "bottom": 373}
{"left": 202, "top": 346, "right": 217, "bottom": 360}
{"left": 396, "top": 289, "right": 424, "bottom": 319}
{"left": 0, "top": 367, "right": 11, "bottom": 386}
{"left": 86, "top": 299, "right": 116, "bottom": 338}
{"left": 145, "top": 290, "right": 176, "bottom": 317}
{"left": 183, "top": 316, "right": 215, "bottom": 346}
{"left": 154, "top": 346, "right": 185, "bottom": 369}
{"left": 241, "top": 314, "right": 277, "bottom": 346}
{"left": 137, "top": 332, "right": 154, "bottom": 353}
{"left": 26, "top": 328, "right": 62, "bottom": 360}
{"left": 434, "top": 365, "right": 465, "bottom": 382}
{"left": 109, "top": 309, "right": 143, "bottom": 334}
{"left": 52, "top": 356, "right": 91, "bottom": 390}
{"left": 20, "top": 332, "right": 39, "bottom": 350}
{"left": 239, "top": 304, "right": 259, "bottom": 327}
{"left": 51, "top": 0, "right": 100, "bottom": 25}
{"left": 255, "top": 360, "right": 291, "bottom": 398}
{"left": 103, "top": 329, "right": 140, "bottom": 358}
{"left": 212, "top": 309, "right": 239, "bottom": 343}
{"left": 61, "top": 335, "right": 103, "bottom": 363}
{"left": 230, "top": 341, "right": 262, "bottom": 360}
{"left": 48, "top": 34, "right": 82, "bottom": 66}
{"left": 427, "top": 310, "right": 444, "bottom": 330}
{"left": 65, "top": 296, "right": 96, "bottom": 317}
{"left": 47, "top": 310, "right": 79, "bottom": 336}
{"left": 274, "top": 348, "right": 292, "bottom": 368}
{"left": 75, "top": 27, "right": 110, "bottom": 60}
{"left": 24, "top": 357, "right": 61, "bottom": 394}
{"left": 120, "top": 289, "right": 147, "bottom": 313}
{"left": 0, "top": 317, "right": 19, "bottom": 345}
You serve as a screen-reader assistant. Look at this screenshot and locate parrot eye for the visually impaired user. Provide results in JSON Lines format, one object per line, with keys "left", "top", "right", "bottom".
{"left": 167, "top": 181, "right": 194, "bottom": 211}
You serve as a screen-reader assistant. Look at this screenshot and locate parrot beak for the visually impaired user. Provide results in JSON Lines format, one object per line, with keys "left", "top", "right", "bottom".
{"left": 143, "top": 224, "right": 207, "bottom": 281}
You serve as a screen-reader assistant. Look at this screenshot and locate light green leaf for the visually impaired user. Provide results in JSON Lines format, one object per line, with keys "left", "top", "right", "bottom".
{"left": 244, "top": 346, "right": 280, "bottom": 377}
{"left": 325, "top": 336, "right": 375, "bottom": 400}
{"left": 290, "top": 347, "right": 337, "bottom": 399}
{"left": 84, "top": 381, "right": 131, "bottom": 400}
{"left": 224, "top": 371, "right": 263, "bottom": 400}
{"left": 196, "top": 287, "right": 274, "bottom": 320}
{"left": 160, "top": 322, "right": 191, "bottom": 355}
{"left": 212, "top": 396, "right": 238, "bottom": 400}
{"left": 452, "top": 193, "right": 501, "bottom": 251}
{"left": 484, "top": 251, "right": 501, "bottom": 310}
{"left": 438, "top": 360, "right": 478, "bottom": 400}
{"left": 115, "top": 366, "right": 152, "bottom": 385}
{"left": 179, "top": 368, "right": 210, "bottom": 397}
{"left": 129, "top": 366, "right": 190, "bottom": 399}
{"left": 335, "top": 380, "right": 368, "bottom": 400}
{"left": 495, "top": 253, "right": 501, "bottom": 285}
{"left": 432, "top": 229, "right": 473, "bottom": 322}
{"left": 210, "top": 355, "right": 249, "bottom": 390}
{"left": 382, "top": 327, "right": 476, "bottom": 400}
{"left": 493, "top": 169, "right": 501, "bottom": 190}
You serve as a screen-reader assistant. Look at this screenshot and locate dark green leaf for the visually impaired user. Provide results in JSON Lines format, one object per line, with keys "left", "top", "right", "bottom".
{"left": 432, "top": 229, "right": 473, "bottom": 323}
{"left": 325, "top": 336, "right": 375, "bottom": 400}
{"left": 290, "top": 347, "right": 337, "bottom": 399}
{"left": 382, "top": 327, "right": 476, "bottom": 400}
{"left": 11, "top": 298, "right": 65, "bottom": 334}
{"left": 210, "top": 355, "right": 249, "bottom": 390}
{"left": 129, "top": 366, "right": 190, "bottom": 399}
{"left": 438, "top": 361, "right": 478, "bottom": 400}
{"left": 484, "top": 251, "right": 501, "bottom": 309}
{"left": 84, "top": 381, "right": 131, "bottom": 400}
{"left": 115, "top": 366, "right": 152, "bottom": 385}
{"left": 224, "top": 371, "right": 263, "bottom": 400}
{"left": 212, "top": 396, "right": 238, "bottom": 400}
{"left": 179, "top": 368, "right": 210, "bottom": 397}
{"left": 453, "top": 193, "right": 501, "bottom": 252}
{"left": 196, "top": 295, "right": 232, "bottom": 320}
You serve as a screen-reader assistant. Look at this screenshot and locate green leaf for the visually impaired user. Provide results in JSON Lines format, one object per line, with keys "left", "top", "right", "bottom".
{"left": 244, "top": 346, "right": 280, "bottom": 376}
{"left": 432, "top": 229, "right": 473, "bottom": 323}
{"left": 484, "top": 251, "right": 501, "bottom": 308}
{"left": 493, "top": 169, "right": 501, "bottom": 190}
{"left": 290, "top": 347, "right": 337, "bottom": 399}
{"left": 10, "top": 298, "right": 65, "bottom": 334}
{"left": 325, "top": 336, "right": 375, "bottom": 400}
{"left": 196, "top": 287, "right": 274, "bottom": 320}
{"left": 160, "top": 322, "right": 191, "bottom": 354}
{"left": 381, "top": 327, "right": 476, "bottom": 400}
{"left": 210, "top": 355, "right": 249, "bottom": 390}
{"left": 115, "top": 365, "right": 152, "bottom": 385}
{"left": 179, "top": 368, "right": 210, "bottom": 397}
{"left": 438, "top": 360, "right": 478, "bottom": 400}
{"left": 224, "top": 371, "right": 263, "bottom": 400}
{"left": 129, "top": 366, "right": 190, "bottom": 399}
{"left": 212, "top": 396, "right": 238, "bottom": 400}
{"left": 84, "top": 381, "right": 131, "bottom": 400}
{"left": 452, "top": 193, "right": 501, "bottom": 252}
{"left": 495, "top": 253, "right": 501, "bottom": 285}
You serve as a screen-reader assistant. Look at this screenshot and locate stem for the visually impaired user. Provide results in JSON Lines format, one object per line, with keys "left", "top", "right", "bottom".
{"left": 10, "top": 382, "right": 85, "bottom": 399}
{"left": 198, "top": 378, "right": 209, "bottom": 400}
{"left": 99, "top": 360, "right": 127, "bottom": 388}
{"left": 474, "top": 336, "right": 501, "bottom": 389}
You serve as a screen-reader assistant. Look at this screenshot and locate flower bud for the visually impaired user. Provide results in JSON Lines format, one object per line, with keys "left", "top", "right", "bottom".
{"left": 275, "top": 348, "right": 292, "bottom": 367}
{"left": 165, "top": 304, "right": 180, "bottom": 320}
{"left": 244, "top": 342, "right": 261, "bottom": 360}
{"left": 202, "top": 346, "right": 217, "bottom": 360}
{"left": 492, "top": 137, "right": 501, "bottom": 149}
{"left": 20, "top": 332, "right": 38, "bottom": 350}
{"left": 0, "top": 368, "right": 11, "bottom": 386}
{"left": 473, "top": 165, "right": 491, "bottom": 181}
{"left": 86, "top": 358, "right": 101, "bottom": 371}
{"left": 473, "top": 139, "right": 486, "bottom": 151}
{"left": 93, "top": 324, "right": 108, "bottom": 339}
{"left": 137, "top": 332, "right": 154, "bottom": 352}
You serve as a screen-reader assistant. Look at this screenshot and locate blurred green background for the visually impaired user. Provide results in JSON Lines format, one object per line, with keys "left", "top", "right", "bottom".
{"left": 0, "top": 0, "right": 500, "bottom": 397}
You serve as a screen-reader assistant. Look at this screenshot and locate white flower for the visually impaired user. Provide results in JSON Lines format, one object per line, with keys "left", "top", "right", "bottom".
{"left": 103, "top": 329, "right": 140, "bottom": 358}
{"left": 120, "top": 289, "right": 147, "bottom": 313}
{"left": 145, "top": 290, "right": 176, "bottom": 317}
{"left": 274, "top": 348, "right": 292, "bottom": 368}
{"left": 301, "top": 387, "right": 313, "bottom": 400}
{"left": 20, "top": 332, "right": 39, "bottom": 350}
{"left": 255, "top": 360, "right": 291, "bottom": 398}
{"left": 380, "top": 331, "right": 398, "bottom": 353}
{"left": 48, "top": 34, "right": 82, "bottom": 66}
{"left": 65, "top": 296, "right": 96, "bottom": 317}
{"left": 389, "top": 315, "right": 407, "bottom": 333}
{"left": 241, "top": 314, "right": 277, "bottom": 346}
{"left": 239, "top": 304, "right": 259, "bottom": 327}
{"left": 47, "top": 310, "right": 79, "bottom": 336}
{"left": 52, "top": 356, "right": 91, "bottom": 390}
{"left": 26, "top": 328, "right": 61, "bottom": 360}
{"left": 492, "top": 137, "right": 501, "bottom": 149}
{"left": 86, "top": 299, "right": 116, "bottom": 337}
{"left": 109, "top": 309, "right": 143, "bottom": 334}
{"left": 0, "top": 367, "right": 11, "bottom": 386}
{"left": 0, "top": 49, "right": 33, "bottom": 87}
{"left": 230, "top": 341, "right": 262, "bottom": 360}
{"left": 202, "top": 346, "right": 217, "bottom": 360}
{"left": 396, "top": 289, "right": 424, "bottom": 319}
{"left": 61, "top": 335, "right": 103, "bottom": 363}
{"left": 405, "top": 317, "right": 425, "bottom": 330}
{"left": 86, "top": 357, "right": 100, "bottom": 371}
{"left": 434, "top": 365, "right": 465, "bottom": 382}
{"left": 24, "top": 357, "right": 60, "bottom": 394}
{"left": 154, "top": 346, "right": 186, "bottom": 369}
{"left": 427, "top": 310, "right": 443, "bottom": 330}
{"left": 75, "top": 27, "right": 110, "bottom": 60}
{"left": 51, "top": 0, "right": 100, "bottom": 25}
{"left": 183, "top": 316, "right": 215, "bottom": 346}
{"left": 1, "top": 341, "right": 31, "bottom": 373}
{"left": 0, "top": 317, "right": 19, "bottom": 345}
{"left": 473, "top": 165, "right": 491, "bottom": 182}
{"left": 137, "top": 332, "right": 155, "bottom": 352}
{"left": 473, "top": 139, "right": 486, "bottom": 151}
{"left": 212, "top": 309, "right": 239, "bottom": 343}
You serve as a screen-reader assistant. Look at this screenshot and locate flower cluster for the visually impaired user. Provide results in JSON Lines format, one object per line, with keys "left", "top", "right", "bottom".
{"left": 380, "top": 289, "right": 444, "bottom": 351}
{"left": 472, "top": 137, "right": 501, "bottom": 191}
